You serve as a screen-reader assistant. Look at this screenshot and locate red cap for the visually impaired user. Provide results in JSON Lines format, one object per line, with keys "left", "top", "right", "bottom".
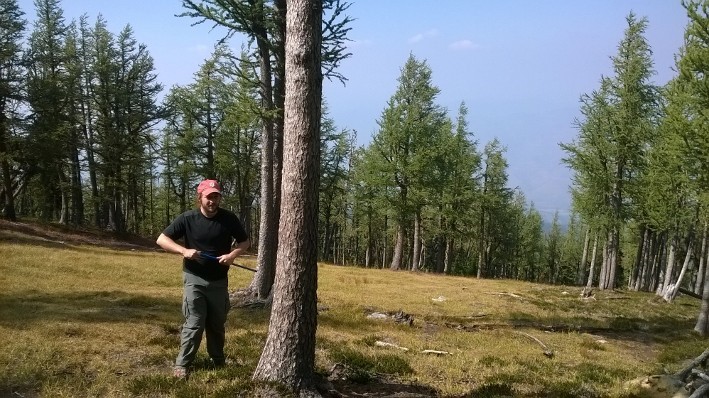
{"left": 197, "top": 179, "right": 222, "bottom": 196}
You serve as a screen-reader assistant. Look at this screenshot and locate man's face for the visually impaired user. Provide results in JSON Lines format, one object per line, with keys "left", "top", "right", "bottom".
{"left": 200, "top": 192, "right": 221, "bottom": 216}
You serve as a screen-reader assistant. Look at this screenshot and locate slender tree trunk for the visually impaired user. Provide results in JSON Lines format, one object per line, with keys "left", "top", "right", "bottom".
{"left": 0, "top": 116, "right": 16, "bottom": 220}
{"left": 586, "top": 233, "right": 598, "bottom": 288}
{"left": 444, "top": 237, "right": 452, "bottom": 274}
{"left": 606, "top": 228, "right": 619, "bottom": 289}
{"left": 695, "top": 245, "right": 709, "bottom": 336}
{"left": 636, "top": 229, "right": 652, "bottom": 291}
{"left": 599, "top": 238, "right": 608, "bottom": 289}
{"left": 629, "top": 226, "right": 646, "bottom": 290}
{"left": 658, "top": 236, "right": 677, "bottom": 296}
{"left": 695, "top": 222, "right": 708, "bottom": 295}
{"left": 382, "top": 214, "right": 388, "bottom": 269}
{"left": 390, "top": 224, "right": 404, "bottom": 270}
{"left": 412, "top": 210, "right": 421, "bottom": 271}
{"left": 578, "top": 227, "right": 590, "bottom": 285}
{"left": 252, "top": 0, "right": 321, "bottom": 391}
{"left": 664, "top": 241, "right": 694, "bottom": 303}
{"left": 250, "top": 2, "right": 278, "bottom": 299}
{"left": 649, "top": 233, "right": 665, "bottom": 292}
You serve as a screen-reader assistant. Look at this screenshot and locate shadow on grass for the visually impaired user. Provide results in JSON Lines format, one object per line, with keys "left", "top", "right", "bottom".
{"left": 458, "top": 359, "right": 631, "bottom": 398}
{"left": 0, "top": 289, "right": 275, "bottom": 330}
{"left": 0, "top": 289, "right": 181, "bottom": 327}
{"left": 505, "top": 311, "right": 696, "bottom": 344}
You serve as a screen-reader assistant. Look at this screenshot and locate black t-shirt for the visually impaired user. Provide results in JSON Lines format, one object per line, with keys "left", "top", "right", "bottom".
{"left": 163, "top": 208, "right": 249, "bottom": 281}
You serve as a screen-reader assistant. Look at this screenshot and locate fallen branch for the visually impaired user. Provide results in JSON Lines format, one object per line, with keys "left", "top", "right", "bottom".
{"left": 692, "top": 368, "right": 709, "bottom": 383}
{"left": 675, "top": 348, "right": 709, "bottom": 381}
{"left": 679, "top": 287, "right": 703, "bottom": 300}
{"left": 490, "top": 292, "right": 523, "bottom": 299}
{"left": 374, "top": 341, "right": 409, "bottom": 351}
{"left": 421, "top": 350, "right": 451, "bottom": 355}
{"left": 690, "top": 383, "right": 709, "bottom": 398}
{"left": 515, "top": 331, "right": 554, "bottom": 358}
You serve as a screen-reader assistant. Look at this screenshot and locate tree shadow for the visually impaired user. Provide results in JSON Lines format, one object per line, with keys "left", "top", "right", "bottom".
{"left": 0, "top": 289, "right": 180, "bottom": 327}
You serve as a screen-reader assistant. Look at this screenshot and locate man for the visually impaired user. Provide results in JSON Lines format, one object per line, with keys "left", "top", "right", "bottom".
{"left": 156, "top": 179, "right": 250, "bottom": 379}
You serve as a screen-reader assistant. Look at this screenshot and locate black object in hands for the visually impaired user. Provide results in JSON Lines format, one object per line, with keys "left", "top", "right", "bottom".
{"left": 199, "top": 252, "right": 219, "bottom": 262}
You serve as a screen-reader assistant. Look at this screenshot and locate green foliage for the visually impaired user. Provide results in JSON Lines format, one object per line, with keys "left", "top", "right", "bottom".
{"left": 0, "top": 0, "right": 26, "bottom": 220}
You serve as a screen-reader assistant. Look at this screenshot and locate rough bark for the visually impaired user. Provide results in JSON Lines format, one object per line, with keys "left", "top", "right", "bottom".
{"left": 252, "top": 0, "right": 322, "bottom": 393}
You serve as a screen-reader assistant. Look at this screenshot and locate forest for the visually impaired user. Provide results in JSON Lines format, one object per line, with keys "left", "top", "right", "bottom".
{"left": 2, "top": 0, "right": 709, "bottom": 330}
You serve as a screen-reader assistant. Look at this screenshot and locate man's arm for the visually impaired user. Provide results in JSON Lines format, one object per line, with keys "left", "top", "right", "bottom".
{"left": 156, "top": 233, "right": 199, "bottom": 260}
{"left": 220, "top": 239, "right": 251, "bottom": 266}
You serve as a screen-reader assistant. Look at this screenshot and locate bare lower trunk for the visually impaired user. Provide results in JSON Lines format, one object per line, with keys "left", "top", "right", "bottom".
{"left": 664, "top": 242, "right": 693, "bottom": 303}
{"left": 412, "top": 211, "right": 421, "bottom": 271}
{"left": 444, "top": 238, "right": 452, "bottom": 274}
{"left": 695, "top": 222, "right": 708, "bottom": 295}
{"left": 578, "top": 228, "right": 590, "bottom": 285}
{"left": 390, "top": 224, "right": 404, "bottom": 270}
{"left": 598, "top": 238, "right": 608, "bottom": 289}
{"left": 253, "top": 0, "right": 321, "bottom": 392}
{"left": 658, "top": 236, "right": 677, "bottom": 296}
{"left": 586, "top": 233, "right": 598, "bottom": 288}
{"left": 695, "top": 255, "right": 709, "bottom": 335}
{"left": 249, "top": 4, "right": 277, "bottom": 300}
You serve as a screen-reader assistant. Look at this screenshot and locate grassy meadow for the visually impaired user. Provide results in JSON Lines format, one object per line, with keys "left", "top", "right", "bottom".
{"left": 0, "top": 227, "right": 706, "bottom": 397}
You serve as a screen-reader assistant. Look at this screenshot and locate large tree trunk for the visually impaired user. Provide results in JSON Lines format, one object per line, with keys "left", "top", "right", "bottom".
{"left": 252, "top": 0, "right": 322, "bottom": 392}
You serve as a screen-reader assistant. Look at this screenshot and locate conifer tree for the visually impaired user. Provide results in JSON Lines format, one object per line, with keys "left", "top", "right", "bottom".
{"left": 0, "top": 0, "right": 25, "bottom": 220}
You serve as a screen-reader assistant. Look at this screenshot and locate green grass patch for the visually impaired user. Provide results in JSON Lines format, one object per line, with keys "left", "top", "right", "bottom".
{"left": 0, "top": 231, "right": 706, "bottom": 397}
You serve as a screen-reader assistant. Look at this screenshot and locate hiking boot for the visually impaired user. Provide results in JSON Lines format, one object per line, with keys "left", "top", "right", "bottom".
{"left": 173, "top": 366, "right": 189, "bottom": 380}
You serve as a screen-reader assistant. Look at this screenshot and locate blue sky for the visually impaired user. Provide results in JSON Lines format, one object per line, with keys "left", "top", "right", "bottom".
{"left": 18, "top": 1, "right": 689, "bottom": 222}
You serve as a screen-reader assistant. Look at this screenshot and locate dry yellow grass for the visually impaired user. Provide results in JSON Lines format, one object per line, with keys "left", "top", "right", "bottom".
{"left": 0, "top": 229, "right": 704, "bottom": 397}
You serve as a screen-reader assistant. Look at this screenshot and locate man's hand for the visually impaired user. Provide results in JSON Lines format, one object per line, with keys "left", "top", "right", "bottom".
{"left": 183, "top": 248, "right": 199, "bottom": 260}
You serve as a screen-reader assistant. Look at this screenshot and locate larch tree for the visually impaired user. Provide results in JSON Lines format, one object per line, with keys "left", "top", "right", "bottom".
{"left": 24, "top": 0, "right": 69, "bottom": 221}
{"left": 368, "top": 54, "right": 448, "bottom": 271}
{"left": 562, "top": 13, "right": 657, "bottom": 289}
{"left": 181, "top": 0, "right": 352, "bottom": 301}
{"left": 0, "top": 0, "right": 25, "bottom": 221}
{"left": 675, "top": 0, "right": 709, "bottom": 336}
{"left": 252, "top": 0, "right": 322, "bottom": 393}
{"left": 476, "top": 139, "right": 512, "bottom": 278}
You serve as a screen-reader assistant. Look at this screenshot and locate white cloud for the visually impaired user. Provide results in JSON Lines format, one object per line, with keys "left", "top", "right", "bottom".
{"left": 448, "top": 39, "right": 479, "bottom": 51}
{"left": 408, "top": 29, "right": 439, "bottom": 44}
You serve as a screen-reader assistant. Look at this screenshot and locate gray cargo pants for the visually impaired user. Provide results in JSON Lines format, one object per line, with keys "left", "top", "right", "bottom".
{"left": 175, "top": 272, "right": 230, "bottom": 368}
